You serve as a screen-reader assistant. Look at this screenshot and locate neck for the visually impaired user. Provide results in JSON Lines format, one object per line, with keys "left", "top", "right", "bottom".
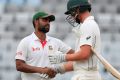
{"left": 80, "top": 11, "right": 91, "bottom": 23}
{"left": 35, "top": 31, "right": 46, "bottom": 41}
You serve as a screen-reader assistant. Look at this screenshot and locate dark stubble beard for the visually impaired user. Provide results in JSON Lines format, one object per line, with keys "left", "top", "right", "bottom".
{"left": 38, "top": 24, "right": 50, "bottom": 33}
{"left": 75, "top": 17, "right": 80, "bottom": 24}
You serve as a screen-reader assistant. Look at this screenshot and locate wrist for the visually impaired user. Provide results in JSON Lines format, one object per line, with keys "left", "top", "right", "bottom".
{"left": 35, "top": 67, "right": 45, "bottom": 73}
{"left": 60, "top": 54, "right": 66, "bottom": 62}
{"left": 51, "top": 64, "right": 65, "bottom": 74}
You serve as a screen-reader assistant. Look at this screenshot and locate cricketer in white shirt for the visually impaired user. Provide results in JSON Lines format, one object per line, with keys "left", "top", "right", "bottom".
{"left": 48, "top": 16, "right": 102, "bottom": 80}
{"left": 15, "top": 32, "right": 71, "bottom": 80}
{"left": 71, "top": 16, "right": 102, "bottom": 80}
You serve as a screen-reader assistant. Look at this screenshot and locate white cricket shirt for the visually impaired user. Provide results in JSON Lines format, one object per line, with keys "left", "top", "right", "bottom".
{"left": 15, "top": 32, "right": 71, "bottom": 80}
{"left": 73, "top": 16, "right": 101, "bottom": 71}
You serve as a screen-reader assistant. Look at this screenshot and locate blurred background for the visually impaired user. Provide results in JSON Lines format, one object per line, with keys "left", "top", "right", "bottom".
{"left": 0, "top": 0, "right": 120, "bottom": 80}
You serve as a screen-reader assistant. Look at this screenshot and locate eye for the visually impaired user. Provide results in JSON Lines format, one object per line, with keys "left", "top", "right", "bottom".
{"left": 42, "top": 18, "right": 50, "bottom": 22}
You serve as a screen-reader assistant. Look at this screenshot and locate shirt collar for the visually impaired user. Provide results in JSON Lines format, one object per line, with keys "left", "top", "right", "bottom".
{"left": 84, "top": 16, "right": 94, "bottom": 23}
{"left": 31, "top": 32, "right": 50, "bottom": 42}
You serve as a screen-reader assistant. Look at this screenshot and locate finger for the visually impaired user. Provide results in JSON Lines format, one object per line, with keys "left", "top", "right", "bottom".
{"left": 48, "top": 55, "right": 54, "bottom": 58}
{"left": 49, "top": 57, "right": 54, "bottom": 61}
{"left": 42, "top": 74, "right": 46, "bottom": 77}
{"left": 43, "top": 74, "right": 49, "bottom": 79}
{"left": 39, "top": 74, "right": 44, "bottom": 78}
{"left": 40, "top": 74, "right": 49, "bottom": 79}
{"left": 49, "top": 58, "right": 54, "bottom": 61}
{"left": 50, "top": 61, "right": 56, "bottom": 64}
{"left": 49, "top": 59, "right": 57, "bottom": 64}
{"left": 49, "top": 56, "right": 55, "bottom": 60}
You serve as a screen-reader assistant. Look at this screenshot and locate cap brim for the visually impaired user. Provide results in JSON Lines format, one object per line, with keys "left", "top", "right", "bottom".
{"left": 64, "top": 11, "right": 70, "bottom": 15}
{"left": 42, "top": 15, "right": 55, "bottom": 22}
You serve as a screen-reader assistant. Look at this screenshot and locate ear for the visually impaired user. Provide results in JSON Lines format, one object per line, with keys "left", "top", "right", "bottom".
{"left": 34, "top": 20, "right": 39, "bottom": 26}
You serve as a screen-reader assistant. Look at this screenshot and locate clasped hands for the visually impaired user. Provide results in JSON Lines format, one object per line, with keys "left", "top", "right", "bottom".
{"left": 39, "top": 67, "right": 56, "bottom": 79}
{"left": 39, "top": 51, "right": 66, "bottom": 79}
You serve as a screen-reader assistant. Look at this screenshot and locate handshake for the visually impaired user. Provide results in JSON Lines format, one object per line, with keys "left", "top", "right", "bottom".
{"left": 40, "top": 51, "right": 67, "bottom": 79}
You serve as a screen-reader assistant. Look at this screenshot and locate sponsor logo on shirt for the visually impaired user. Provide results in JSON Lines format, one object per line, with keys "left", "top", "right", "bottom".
{"left": 16, "top": 51, "right": 22, "bottom": 56}
{"left": 86, "top": 36, "right": 91, "bottom": 40}
{"left": 32, "top": 47, "right": 40, "bottom": 51}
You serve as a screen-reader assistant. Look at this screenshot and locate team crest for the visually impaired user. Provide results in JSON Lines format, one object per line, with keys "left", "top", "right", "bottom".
{"left": 48, "top": 45, "right": 53, "bottom": 50}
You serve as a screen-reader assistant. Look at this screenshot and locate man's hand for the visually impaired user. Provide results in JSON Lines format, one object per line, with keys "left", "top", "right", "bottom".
{"left": 40, "top": 67, "right": 56, "bottom": 78}
{"left": 39, "top": 73, "right": 49, "bottom": 79}
{"left": 48, "top": 52, "right": 66, "bottom": 64}
{"left": 49, "top": 64, "right": 65, "bottom": 74}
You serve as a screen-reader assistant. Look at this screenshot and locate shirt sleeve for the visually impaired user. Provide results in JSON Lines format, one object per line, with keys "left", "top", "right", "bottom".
{"left": 15, "top": 39, "right": 28, "bottom": 61}
{"left": 79, "top": 25, "right": 95, "bottom": 47}
{"left": 57, "top": 39, "right": 72, "bottom": 54}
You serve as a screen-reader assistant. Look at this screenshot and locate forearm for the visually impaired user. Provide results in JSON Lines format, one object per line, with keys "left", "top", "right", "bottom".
{"left": 64, "top": 61, "right": 73, "bottom": 72}
{"left": 66, "top": 45, "right": 91, "bottom": 61}
{"left": 16, "top": 60, "right": 43, "bottom": 73}
{"left": 16, "top": 59, "right": 56, "bottom": 78}
{"left": 18, "top": 64, "right": 42, "bottom": 73}
{"left": 50, "top": 61, "right": 73, "bottom": 74}
{"left": 66, "top": 50, "right": 90, "bottom": 61}
{"left": 48, "top": 46, "right": 90, "bottom": 64}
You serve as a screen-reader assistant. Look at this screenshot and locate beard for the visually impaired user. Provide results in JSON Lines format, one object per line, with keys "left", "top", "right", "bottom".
{"left": 74, "top": 14, "right": 80, "bottom": 24}
{"left": 38, "top": 24, "right": 50, "bottom": 33}
{"left": 75, "top": 17, "right": 80, "bottom": 24}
